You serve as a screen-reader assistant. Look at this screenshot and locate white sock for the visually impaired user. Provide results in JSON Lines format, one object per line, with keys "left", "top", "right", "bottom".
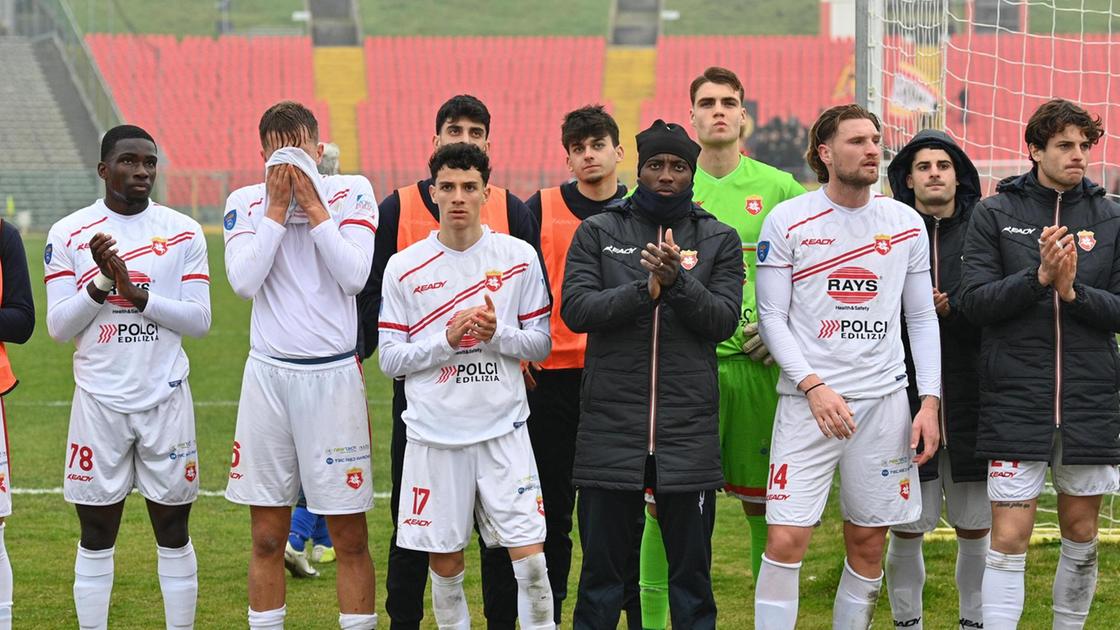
{"left": 1053, "top": 537, "right": 1098, "bottom": 629}
{"left": 833, "top": 558, "right": 882, "bottom": 630}
{"left": 430, "top": 569, "right": 469, "bottom": 630}
{"left": 0, "top": 524, "right": 11, "bottom": 630}
{"left": 248, "top": 605, "right": 286, "bottom": 630}
{"left": 886, "top": 534, "right": 925, "bottom": 629}
{"left": 339, "top": 611, "right": 379, "bottom": 629}
{"left": 512, "top": 553, "right": 554, "bottom": 629}
{"left": 755, "top": 554, "right": 800, "bottom": 630}
{"left": 157, "top": 539, "right": 197, "bottom": 629}
{"left": 73, "top": 545, "right": 114, "bottom": 630}
{"left": 982, "top": 549, "right": 1026, "bottom": 630}
{"left": 955, "top": 534, "right": 988, "bottom": 629}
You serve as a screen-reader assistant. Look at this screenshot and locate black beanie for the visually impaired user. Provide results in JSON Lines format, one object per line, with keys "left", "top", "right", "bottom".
{"left": 636, "top": 119, "right": 700, "bottom": 174}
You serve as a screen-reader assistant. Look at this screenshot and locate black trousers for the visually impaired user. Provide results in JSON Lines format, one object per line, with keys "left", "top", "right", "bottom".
{"left": 573, "top": 483, "right": 718, "bottom": 630}
{"left": 385, "top": 379, "right": 517, "bottom": 630}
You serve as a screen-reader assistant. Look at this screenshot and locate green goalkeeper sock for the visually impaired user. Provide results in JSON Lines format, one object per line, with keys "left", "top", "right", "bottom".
{"left": 639, "top": 508, "right": 669, "bottom": 630}
{"left": 747, "top": 512, "right": 768, "bottom": 579}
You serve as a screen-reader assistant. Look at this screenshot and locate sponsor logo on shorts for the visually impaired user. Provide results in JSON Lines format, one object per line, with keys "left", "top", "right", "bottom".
{"left": 800, "top": 238, "right": 835, "bottom": 246}
{"left": 517, "top": 475, "right": 540, "bottom": 495}
{"left": 960, "top": 618, "right": 983, "bottom": 628}
{"left": 106, "top": 270, "right": 152, "bottom": 309}
{"left": 745, "top": 195, "right": 764, "bottom": 216}
{"left": 323, "top": 444, "right": 371, "bottom": 466}
{"left": 680, "top": 250, "right": 698, "bottom": 270}
{"left": 874, "top": 234, "right": 892, "bottom": 255}
{"left": 894, "top": 617, "right": 922, "bottom": 627}
{"left": 44, "top": 244, "right": 53, "bottom": 264}
{"left": 899, "top": 478, "right": 910, "bottom": 500}
{"left": 989, "top": 470, "right": 1015, "bottom": 478}
{"left": 184, "top": 460, "right": 197, "bottom": 482}
{"left": 67, "top": 473, "right": 94, "bottom": 482}
{"left": 401, "top": 518, "right": 431, "bottom": 527}
{"left": 224, "top": 209, "right": 237, "bottom": 230}
{"left": 484, "top": 270, "right": 503, "bottom": 292}
{"left": 826, "top": 266, "right": 878, "bottom": 309}
{"left": 818, "top": 319, "right": 887, "bottom": 340}
{"left": 228, "top": 472, "right": 243, "bottom": 480}
{"left": 346, "top": 467, "right": 364, "bottom": 490}
{"left": 151, "top": 236, "right": 169, "bottom": 256}
{"left": 437, "top": 361, "right": 500, "bottom": 384}
{"left": 766, "top": 493, "right": 790, "bottom": 501}
{"left": 97, "top": 321, "right": 160, "bottom": 344}
{"left": 414, "top": 281, "right": 446, "bottom": 294}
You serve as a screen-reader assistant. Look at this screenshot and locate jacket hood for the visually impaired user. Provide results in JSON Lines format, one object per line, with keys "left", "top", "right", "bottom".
{"left": 995, "top": 167, "right": 1106, "bottom": 201}
{"left": 606, "top": 196, "right": 717, "bottom": 221}
{"left": 887, "top": 129, "right": 982, "bottom": 217}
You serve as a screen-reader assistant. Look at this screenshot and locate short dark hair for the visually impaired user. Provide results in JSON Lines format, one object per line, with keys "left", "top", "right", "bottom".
{"left": 560, "top": 105, "right": 620, "bottom": 151}
{"left": 689, "top": 66, "right": 745, "bottom": 104}
{"left": 435, "top": 94, "right": 491, "bottom": 137}
{"left": 429, "top": 142, "right": 491, "bottom": 185}
{"left": 101, "top": 124, "right": 155, "bottom": 161}
{"left": 1024, "top": 99, "right": 1104, "bottom": 162}
{"left": 807, "top": 104, "right": 881, "bottom": 183}
{"left": 258, "top": 100, "right": 319, "bottom": 149}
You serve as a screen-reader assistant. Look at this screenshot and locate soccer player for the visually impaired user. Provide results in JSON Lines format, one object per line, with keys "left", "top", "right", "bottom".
{"left": 45, "top": 124, "right": 210, "bottom": 630}
{"left": 356, "top": 94, "right": 540, "bottom": 630}
{"left": 753, "top": 104, "right": 941, "bottom": 629}
{"left": 0, "top": 202, "right": 35, "bottom": 630}
{"left": 521, "top": 105, "right": 629, "bottom": 625}
{"left": 223, "top": 102, "right": 378, "bottom": 630}
{"left": 637, "top": 66, "right": 806, "bottom": 628}
{"left": 885, "top": 130, "right": 988, "bottom": 629}
{"left": 960, "top": 99, "right": 1120, "bottom": 630}
{"left": 562, "top": 120, "right": 742, "bottom": 629}
{"left": 378, "top": 142, "right": 554, "bottom": 629}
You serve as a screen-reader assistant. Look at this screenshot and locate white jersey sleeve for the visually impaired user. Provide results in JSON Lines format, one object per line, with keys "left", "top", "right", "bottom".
{"left": 223, "top": 185, "right": 286, "bottom": 300}
{"left": 491, "top": 255, "right": 551, "bottom": 362}
{"left": 310, "top": 176, "right": 377, "bottom": 296}
{"left": 377, "top": 260, "right": 457, "bottom": 379}
{"left": 44, "top": 219, "right": 102, "bottom": 342}
{"left": 143, "top": 224, "right": 211, "bottom": 338}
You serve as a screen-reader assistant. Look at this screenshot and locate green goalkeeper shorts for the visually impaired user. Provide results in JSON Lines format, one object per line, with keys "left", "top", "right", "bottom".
{"left": 718, "top": 356, "right": 780, "bottom": 502}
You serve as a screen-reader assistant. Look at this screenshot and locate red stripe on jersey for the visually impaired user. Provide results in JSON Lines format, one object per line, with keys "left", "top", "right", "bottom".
{"left": 378, "top": 321, "right": 409, "bottom": 332}
{"left": 181, "top": 274, "right": 210, "bottom": 282}
{"left": 249, "top": 198, "right": 263, "bottom": 208}
{"left": 340, "top": 219, "right": 377, "bottom": 233}
{"left": 410, "top": 264, "right": 533, "bottom": 336}
{"left": 224, "top": 230, "right": 254, "bottom": 244}
{"left": 399, "top": 251, "right": 444, "bottom": 282}
{"left": 44, "top": 270, "right": 76, "bottom": 282}
{"left": 77, "top": 266, "right": 101, "bottom": 287}
{"left": 329, "top": 189, "right": 350, "bottom": 205}
{"left": 518, "top": 305, "right": 551, "bottom": 321}
{"left": 65, "top": 216, "right": 108, "bottom": 247}
{"left": 793, "top": 228, "right": 922, "bottom": 282}
{"left": 784, "top": 208, "right": 834, "bottom": 238}
{"left": 502, "top": 263, "right": 529, "bottom": 279}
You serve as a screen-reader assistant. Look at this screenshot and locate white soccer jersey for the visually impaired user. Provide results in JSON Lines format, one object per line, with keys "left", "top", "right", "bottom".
{"left": 757, "top": 188, "right": 930, "bottom": 398}
{"left": 45, "top": 200, "right": 209, "bottom": 413}
{"left": 222, "top": 174, "right": 377, "bottom": 359}
{"left": 378, "top": 228, "right": 551, "bottom": 447}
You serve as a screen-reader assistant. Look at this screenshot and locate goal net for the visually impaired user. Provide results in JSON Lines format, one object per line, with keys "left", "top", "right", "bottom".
{"left": 863, "top": 0, "right": 1120, "bottom": 541}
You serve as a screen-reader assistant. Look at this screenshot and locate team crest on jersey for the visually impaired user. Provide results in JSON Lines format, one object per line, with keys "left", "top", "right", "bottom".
{"left": 899, "top": 478, "right": 910, "bottom": 500}
{"left": 44, "top": 243, "right": 53, "bottom": 265}
{"left": 873, "top": 234, "right": 892, "bottom": 255}
{"left": 224, "top": 209, "right": 237, "bottom": 230}
{"left": 151, "top": 236, "right": 168, "bottom": 256}
{"left": 346, "top": 467, "right": 364, "bottom": 490}
{"left": 745, "top": 195, "right": 764, "bottom": 216}
{"left": 757, "top": 241, "right": 770, "bottom": 263}
{"left": 680, "top": 250, "right": 698, "bottom": 270}
{"left": 484, "top": 270, "right": 503, "bottom": 291}
{"left": 1078, "top": 230, "right": 1096, "bottom": 252}
{"left": 184, "top": 460, "right": 197, "bottom": 482}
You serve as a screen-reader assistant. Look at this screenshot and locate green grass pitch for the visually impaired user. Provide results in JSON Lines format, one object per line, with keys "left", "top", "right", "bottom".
{"left": 3, "top": 233, "right": 1117, "bottom": 628}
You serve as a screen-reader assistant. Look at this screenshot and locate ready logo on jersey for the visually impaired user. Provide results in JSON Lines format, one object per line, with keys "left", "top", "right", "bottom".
{"left": 97, "top": 321, "right": 160, "bottom": 344}
{"left": 106, "top": 270, "right": 151, "bottom": 309}
{"left": 414, "top": 280, "right": 446, "bottom": 294}
{"left": 817, "top": 319, "right": 888, "bottom": 340}
{"left": 826, "top": 266, "right": 878, "bottom": 311}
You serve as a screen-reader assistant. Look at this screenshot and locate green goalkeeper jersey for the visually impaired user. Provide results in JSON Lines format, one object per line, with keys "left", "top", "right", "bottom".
{"left": 693, "top": 155, "right": 805, "bottom": 358}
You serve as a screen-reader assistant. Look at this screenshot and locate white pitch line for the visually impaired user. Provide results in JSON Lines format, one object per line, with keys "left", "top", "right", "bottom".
{"left": 13, "top": 487, "right": 391, "bottom": 499}
{"left": 6, "top": 399, "right": 391, "bottom": 408}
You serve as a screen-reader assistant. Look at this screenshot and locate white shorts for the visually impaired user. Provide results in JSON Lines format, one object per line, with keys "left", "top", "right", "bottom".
{"left": 766, "top": 389, "right": 921, "bottom": 527}
{"left": 63, "top": 382, "right": 198, "bottom": 506}
{"left": 987, "top": 431, "right": 1120, "bottom": 502}
{"left": 225, "top": 353, "right": 373, "bottom": 514}
{"left": 397, "top": 425, "right": 546, "bottom": 553}
{"left": 0, "top": 399, "right": 12, "bottom": 517}
{"left": 892, "top": 453, "right": 991, "bottom": 534}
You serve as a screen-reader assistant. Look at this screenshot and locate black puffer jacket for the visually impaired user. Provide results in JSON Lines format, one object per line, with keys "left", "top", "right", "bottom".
{"left": 960, "top": 169, "right": 1120, "bottom": 464}
{"left": 560, "top": 197, "right": 742, "bottom": 492}
{"left": 888, "top": 130, "right": 985, "bottom": 483}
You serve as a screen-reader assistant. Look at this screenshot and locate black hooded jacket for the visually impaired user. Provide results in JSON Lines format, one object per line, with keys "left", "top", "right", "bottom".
{"left": 560, "top": 196, "right": 742, "bottom": 492}
{"left": 888, "top": 130, "right": 986, "bottom": 483}
{"left": 960, "top": 169, "right": 1120, "bottom": 464}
